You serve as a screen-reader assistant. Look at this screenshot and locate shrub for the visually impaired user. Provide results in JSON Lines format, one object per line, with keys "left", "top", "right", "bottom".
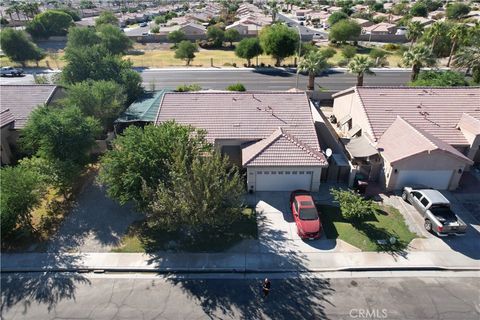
{"left": 176, "top": 84, "right": 202, "bottom": 92}
{"left": 320, "top": 47, "right": 337, "bottom": 59}
{"left": 226, "top": 83, "right": 246, "bottom": 91}
{"left": 382, "top": 43, "right": 400, "bottom": 51}
{"left": 330, "top": 188, "right": 377, "bottom": 222}
{"left": 341, "top": 45, "right": 357, "bottom": 59}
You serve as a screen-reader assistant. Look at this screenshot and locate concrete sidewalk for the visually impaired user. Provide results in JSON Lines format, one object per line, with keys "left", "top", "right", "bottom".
{"left": 2, "top": 250, "right": 479, "bottom": 273}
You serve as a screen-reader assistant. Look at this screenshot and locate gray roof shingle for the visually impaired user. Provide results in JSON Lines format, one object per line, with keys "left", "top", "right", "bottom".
{"left": 0, "top": 85, "right": 59, "bottom": 129}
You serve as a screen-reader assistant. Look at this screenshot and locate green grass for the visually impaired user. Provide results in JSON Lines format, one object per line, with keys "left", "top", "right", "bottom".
{"left": 319, "top": 204, "right": 417, "bottom": 252}
{"left": 111, "top": 207, "right": 258, "bottom": 253}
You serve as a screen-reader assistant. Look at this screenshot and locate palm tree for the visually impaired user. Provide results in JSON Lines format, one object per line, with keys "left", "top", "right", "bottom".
{"left": 424, "top": 21, "right": 447, "bottom": 52}
{"left": 453, "top": 46, "right": 480, "bottom": 83}
{"left": 403, "top": 45, "right": 436, "bottom": 81}
{"left": 297, "top": 51, "right": 329, "bottom": 90}
{"left": 5, "top": 7, "right": 14, "bottom": 22}
{"left": 347, "top": 55, "right": 375, "bottom": 87}
{"left": 406, "top": 21, "right": 424, "bottom": 48}
{"left": 447, "top": 24, "right": 468, "bottom": 67}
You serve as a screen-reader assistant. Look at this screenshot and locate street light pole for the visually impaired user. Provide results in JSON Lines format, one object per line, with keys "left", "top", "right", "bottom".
{"left": 295, "top": 25, "right": 302, "bottom": 89}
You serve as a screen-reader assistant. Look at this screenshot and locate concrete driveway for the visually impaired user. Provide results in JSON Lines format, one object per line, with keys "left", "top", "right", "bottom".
{"left": 249, "top": 192, "right": 360, "bottom": 254}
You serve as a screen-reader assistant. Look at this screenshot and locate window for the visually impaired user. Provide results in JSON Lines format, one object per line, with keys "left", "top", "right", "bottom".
{"left": 292, "top": 171, "right": 298, "bottom": 174}
{"left": 264, "top": 171, "right": 269, "bottom": 174}
{"left": 420, "top": 197, "right": 429, "bottom": 207}
{"left": 306, "top": 171, "right": 313, "bottom": 174}
{"left": 299, "top": 171, "right": 305, "bottom": 174}
{"left": 412, "top": 192, "right": 422, "bottom": 200}
{"left": 285, "top": 171, "right": 291, "bottom": 175}
{"left": 271, "top": 171, "right": 276, "bottom": 174}
{"left": 278, "top": 171, "right": 284, "bottom": 174}
{"left": 257, "top": 171, "right": 262, "bottom": 175}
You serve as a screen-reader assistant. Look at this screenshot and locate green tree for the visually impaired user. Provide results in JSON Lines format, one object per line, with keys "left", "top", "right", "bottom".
{"left": 328, "top": 19, "right": 361, "bottom": 43}
{"left": 330, "top": 188, "right": 377, "bottom": 223}
{"left": 207, "top": 26, "right": 225, "bottom": 48}
{"left": 403, "top": 44, "right": 436, "bottom": 81}
{"left": 423, "top": 21, "right": 452, "bottom": 57}
{"left": 64, "top": 80, "right": 127, "bottom": 130}
{"left": 62, "top": 45, "right": 142, "bottom": 103}
{"left": 95, "top": 11, "right": 119, "bottom": 26}
{"left": 259, "top": 23, "right": 299, "bottom": 66}
{"left": 174, "top": 40, "right": 198, "bottom": 65}
{"left": 328, "top": 11, "right": 348, "bottom": 26}
{"left": 410, "top": 2, "right": 428, "bottom": 17}
{"left": 406, "top": 21, "right": 424, "bottom": 47}
{"left": 446, "top": 24, "right": 468, "bottom": 67}
{"left": 224, "top": 28, "right": 240, "bottom": 46}
{"left": 408, "top": 70, "right": 468, "bottom": 86}
{"left": 147, "top": 146, "right": 245, "bottom": 234}
{"left": 347, "top": 55, "right": 375, "bottom": 86}
{"left": 0, "top": 29, "right": 45, "bottom": 67}
{"left": 453, "top": 46, "right": 480, "bottom": 83}
{"left": 26, "top": 10, "right": 73, "bottom": 38}
{"left": 21, "top": 105, "right": 100, "bottom": 165}
{"left": 167, "top": 30, "right": 186, "bottom": 47}
{"left": 66, "top": 26, "right": 101, "bottom": 49}
{"left": 319, "top": 47, "right": 337, "bottom": 59}
{"left": 98, "top": 122, "right": 210, "bottom": 209}
{"left": 226, "top": 83, "right": 246, "bottom": 91}
{"left": 446, "top": 3, "right": 470, "bottom": 20}
{"left": 0, "top": 164, "right": 44, "bottom": 238}
{"left": 235, "top": 37, "right": 263, "bottom": 66}
{"left": 369, "top": 48, "right": 388, "bottom": 66}
{"left": 97, "top": 23, "right": 133, "bottom": 55}
{"left": 297, "top": 50, "right": 329, "bottom": 90}
{"left": 57, "top": 8, "right": 81, "bottom": 21}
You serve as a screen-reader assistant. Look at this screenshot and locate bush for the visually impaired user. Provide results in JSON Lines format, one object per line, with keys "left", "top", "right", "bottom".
{"left": 330, "top": 188, "right": 377, "bottom": 222}
{"left": 341, "top": 45, "right": 357, "bottom": 59}
{"left": 320, "top": 47, "right": 337, "bottom": 59}
{"left": 446, "top": 3, "right": 470, "bottom": 20}
{"left": 176, "top": 84, "right": 202, "bottom": 92}
{"left": 409, "top": 70, "right": 469, "bottom": 87}
{"left": 329, "top": 20, "right": 361, "bottom": 43}
{"left": 382, "top": 43, "right": 400, "bottom": 51}
{"left": 226, "top": 83, "right": 246, "bottom": 91}
{"left": 338, "top": 58, "right": 349, "bottom": 67}
{"left": 151, "top": 25, "right": 160, "bottom": 33}
{"left": 410, "top": 3, "right": 428, "bottom": 17}
{"left": 328, "top": 11, "right": 349, "bottom": 26}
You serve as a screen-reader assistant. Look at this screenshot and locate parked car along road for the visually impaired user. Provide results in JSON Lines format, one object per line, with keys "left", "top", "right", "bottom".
{"left": 402, "top": 187, "right": 467, "bottom": 236}
{"left": 0, "top": 66, "right": 24, "bottom": 77}
{"left": 290, "top": 190, "right": 322, "bottom": 240}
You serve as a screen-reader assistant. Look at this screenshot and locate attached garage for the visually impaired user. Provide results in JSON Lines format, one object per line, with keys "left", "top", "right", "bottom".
{"left": 254, "top": 170, "right": 314, "bottom": 191}
{"left": 394, "top": 170, "right": 453, "bottom": 190}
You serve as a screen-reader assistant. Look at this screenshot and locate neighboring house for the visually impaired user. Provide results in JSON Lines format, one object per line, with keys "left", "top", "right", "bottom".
{"left": 331, "top": 87, "right": 479, "bottom": 190}
{"left": 226, "top": 16, "right": 270, "bottom": 36}
{"left": 155, "top": 92, "right": 328, "bottom": 192}
{"left": 160, "top": 22, "right": 207, "bottom": 37}
{"left": 362, "top": 22, "right": 397, "bottom": 35}
{"left": 352, "top": 18, "right": 374, "bottom": 28}
{"left": 411, "top": 16, "right": 435, "bottom": 27}
{"left": 0, "top": 85, "right": 64, "bottom": 165}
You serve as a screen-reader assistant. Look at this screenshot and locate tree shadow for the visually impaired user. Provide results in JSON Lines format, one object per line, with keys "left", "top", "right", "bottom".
{"left": 1, "top": 254, "right": 90, "bottom": 314}
{"left": 352, "top": 222, "right": 410, "bottom": 258}
{"left": 252, "top": 69, "right": 295, "bottom": 77}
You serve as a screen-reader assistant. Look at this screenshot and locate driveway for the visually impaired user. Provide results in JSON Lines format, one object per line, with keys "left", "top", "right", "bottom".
{"left": 48, "top": 180, "right": 143, "bottom": 253}
{"left": 250, "top": 192, "right": 360, "bottom": 254}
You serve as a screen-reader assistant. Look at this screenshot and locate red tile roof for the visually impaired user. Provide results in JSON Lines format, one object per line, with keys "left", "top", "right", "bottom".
{"left": 0, "top": 109, "right": 15, "bottom": 128}
{"left": 334, "top": 86, "right": 480, "bottom": 146}
{"left": 0, "top": 85, "right": 59, "bottom": 129}
{"left": 242, "top": 128, "right": 328, "bottom": 167}
{"left": 377, "top": 116, "right": 473, "bottom": 164}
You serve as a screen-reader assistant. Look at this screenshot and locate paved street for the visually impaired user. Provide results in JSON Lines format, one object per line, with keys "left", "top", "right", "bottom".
{"left": 0, "top": 69, "right": 411, "bottom": 91}
{"left": 1, "top": 272, "right": 478, "bottom": 320}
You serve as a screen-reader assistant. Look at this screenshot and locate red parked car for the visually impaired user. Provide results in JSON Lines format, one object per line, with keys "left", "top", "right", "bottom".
{"left": 290, "top": 190, "right": 322, "bottom": 240}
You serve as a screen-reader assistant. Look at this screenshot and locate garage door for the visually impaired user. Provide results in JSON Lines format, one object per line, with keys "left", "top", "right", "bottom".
{"left": 255, "top": 170, "right": 313, "bottom": 191}
{"left": 394, "top": 170, "right": 453, "bottom": 190}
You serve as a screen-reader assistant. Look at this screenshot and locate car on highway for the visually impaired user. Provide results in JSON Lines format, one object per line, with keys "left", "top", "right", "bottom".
{"left": 290, "top": 190, "right": 322, "bottom": 240}
{"left": 1, "top": 66, "right": 24, "bottom": 77}
{"left": 402, "top": 187, "right": 467, "bottom": 236}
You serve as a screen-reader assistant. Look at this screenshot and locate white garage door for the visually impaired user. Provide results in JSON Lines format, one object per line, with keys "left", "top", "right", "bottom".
{"left": 395, "top": 170, "right": 453, "bottom": 190}
{"left": 255, "top": 170, "right": 313, "bottom": 191}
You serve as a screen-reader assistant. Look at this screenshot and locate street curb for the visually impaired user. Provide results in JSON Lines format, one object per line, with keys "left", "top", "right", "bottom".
{"left": 2, "top": 265, "right": 479, "bottom": 274}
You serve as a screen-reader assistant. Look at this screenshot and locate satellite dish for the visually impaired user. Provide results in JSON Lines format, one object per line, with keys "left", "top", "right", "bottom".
{"left": 325, "top": 148, "right": 333, "bottom": 158}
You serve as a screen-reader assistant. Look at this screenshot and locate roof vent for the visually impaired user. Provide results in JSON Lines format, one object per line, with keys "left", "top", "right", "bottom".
{"left": 233, "top": 123, "right": 241, "bottom": 127}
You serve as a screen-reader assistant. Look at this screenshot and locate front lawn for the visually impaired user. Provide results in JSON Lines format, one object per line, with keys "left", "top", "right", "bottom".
{"left": 111, "top": 207, "right": 258, "bottom": 253}
{"left": 319, "top": 204, "right": 417, "bottom": 252}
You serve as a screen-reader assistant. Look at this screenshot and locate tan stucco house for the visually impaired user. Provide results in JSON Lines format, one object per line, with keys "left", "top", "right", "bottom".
{"left": 331, "top": 86, "right": 479, "bottom": 190}
{"left": 155, "top": 91, "right": 328, "bottom": 192}
{"left": 0, "top": 85, "right": 64, "bottom": 165}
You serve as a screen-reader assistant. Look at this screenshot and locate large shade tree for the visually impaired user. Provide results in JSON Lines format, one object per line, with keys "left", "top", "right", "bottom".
{"left": 297, "top": 51, "right": 329, "bottom": 90}
{"left": 347, "top": 55, "right": 375, "bottom": 87}
{"left": 260, "top": 23, "right": 299, "bottom": 66}
{"left": 0, "top": 29, "right": 45, "bottom": 67}
{"left": 235, "top": 37, "right": 263, "bottom": 67}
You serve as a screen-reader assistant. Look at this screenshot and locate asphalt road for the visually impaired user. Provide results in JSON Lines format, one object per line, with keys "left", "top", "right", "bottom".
{"left": 141, "top": 69, "right": 411, "bottom": 91}
{"left": 1, "top": 272, "right": 479, "bottom": 320}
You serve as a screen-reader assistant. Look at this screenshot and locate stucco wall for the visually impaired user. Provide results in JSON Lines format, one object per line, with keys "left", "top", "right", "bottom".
{"left": 246, "top": 166, "right": 323, "bottom": 192}
{"left": 382, "top": 151, "right": 467, "bottom": 190}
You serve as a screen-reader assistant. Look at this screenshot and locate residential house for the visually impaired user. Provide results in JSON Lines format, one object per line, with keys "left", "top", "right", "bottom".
{"left": 352, "top": 18, "right": 374, "bottom": 28}
{"left": 226, "top": 15, "right": 271, "bottom": 36}
{"left": 160, "top": 22, "right": 207, "bottom": 38}
{"left": 0, "top": 85, "right": 64, "bottom": 165}
{"left": 411, "top": 16, "right": 435, "bottom": 27}
{"left": 155, "top": 92, "right": 328, "bottom": 192}
{"left": 330, "top": 87, "right": 479, "bottom": 190}
{"left": 362, "top": 22, "right": 397, "bottom": 35}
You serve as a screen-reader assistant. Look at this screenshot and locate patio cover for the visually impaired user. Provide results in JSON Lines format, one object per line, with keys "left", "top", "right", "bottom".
{"left": 344, "top": 136, "right": 378, "bottom": 158}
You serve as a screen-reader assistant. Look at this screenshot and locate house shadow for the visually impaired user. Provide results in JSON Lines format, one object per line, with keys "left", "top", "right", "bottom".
{"left": 47, "top": 180, "right": 143, "bottom": 252}
{"left": 440, "top": 226, "right": 480, "bottom": 260}
{"left": 252, "top": 68, "right": 295, "bottom": 77}
{"left": 145, "top": 194, "right": 335, "bottom": 319}
{"left": 1, "top": 253, "right": 90, "bottom": 314}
